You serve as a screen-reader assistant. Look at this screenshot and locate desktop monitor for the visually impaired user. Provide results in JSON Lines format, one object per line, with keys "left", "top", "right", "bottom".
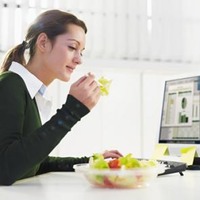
{"left": 158, "top": 75, "right": 200, "bottom": 159}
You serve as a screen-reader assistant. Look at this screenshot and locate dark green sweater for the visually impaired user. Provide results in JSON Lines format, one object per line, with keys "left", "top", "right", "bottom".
{"left": 0, "top": 71, "right": 90, "bottom": 185}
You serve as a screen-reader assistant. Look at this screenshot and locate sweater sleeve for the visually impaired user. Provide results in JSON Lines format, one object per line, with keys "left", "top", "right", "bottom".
{"left": 0, "top": 73, "right": 90, "bottom": 185}
{"left": 36, "top": 156, "right": 90, "bottom": 174}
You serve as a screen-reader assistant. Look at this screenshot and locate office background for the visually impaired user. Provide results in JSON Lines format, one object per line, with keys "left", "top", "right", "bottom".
{"left": 1, "top": 0, "right": 200, "bottom": 158}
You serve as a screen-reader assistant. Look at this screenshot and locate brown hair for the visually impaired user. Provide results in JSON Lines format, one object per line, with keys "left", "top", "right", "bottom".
{"left": 0, "top": 9, "right": 87, "bottom": 72}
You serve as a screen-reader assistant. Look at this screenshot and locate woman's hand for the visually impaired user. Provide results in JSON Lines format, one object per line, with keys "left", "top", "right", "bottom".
{"left": 69, "top": 73, "right": 101, "bottom": 110}
{"left": 102, "top": 150, "right": 123, "bottom": 159}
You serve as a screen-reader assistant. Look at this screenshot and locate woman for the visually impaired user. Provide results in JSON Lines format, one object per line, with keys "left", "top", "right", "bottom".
{"left": 0, "top": 9, "right": 122, "bottom": 185}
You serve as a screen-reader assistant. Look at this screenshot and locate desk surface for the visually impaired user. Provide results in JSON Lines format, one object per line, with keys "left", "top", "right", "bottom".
{"left": 0, "top": 171, "right": 199, "bottom": 200}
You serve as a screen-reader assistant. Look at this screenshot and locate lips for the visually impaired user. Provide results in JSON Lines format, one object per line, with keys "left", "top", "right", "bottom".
{"left": 66, "top": 66, "right": 75, "bottom": 72}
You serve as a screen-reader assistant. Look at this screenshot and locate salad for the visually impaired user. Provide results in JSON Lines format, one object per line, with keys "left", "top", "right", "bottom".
{"left": 89, "top": 153, "right": 157, "bottom": 169}
{"left": 79, "top": 153, "right": 159, "bottom": 188}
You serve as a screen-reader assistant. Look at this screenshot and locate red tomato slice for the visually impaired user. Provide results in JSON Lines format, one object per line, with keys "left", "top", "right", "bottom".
{"left": 108, "top": 159, "right": 121, "bottom": 169}
{"left": 103, "top": 176, "right": 114, "bottom": 187}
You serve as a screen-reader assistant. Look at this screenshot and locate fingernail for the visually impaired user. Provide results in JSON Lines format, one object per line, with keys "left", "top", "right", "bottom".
{"left": 88, "top": 72, "right": 95, "bottom": 76}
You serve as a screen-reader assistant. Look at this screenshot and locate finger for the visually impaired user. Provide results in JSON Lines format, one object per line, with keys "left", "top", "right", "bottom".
{"left": 82, "top": 73, "right": 96, "bottom": 86}
{"left": 103, "top": 150, "right": 123, "bottom": 159}
{"left": 110, "top": 150, "right": 123, "bottom": 157}
{"left": 104, "top": 150, "right": 123, "bottom": 157}
{"left": 88, "top": 72, "right": 95, "bottom": 77}
{"left": 89, "top": 80, "right": 99, "bottom": 90}
{"left": 92, "top": 85, "right": 101, "bottom": 97}
{"left": 104, "top": 152, "right": 121, "bottom": 159}
{"left": 75, "top": 74, "right": 95, "bottom": 88}
{"left": 74, "top": 75, "right": 88, "bottom": 86}
{"left": 92, "top": 88, "right": 101, "bottom": 103}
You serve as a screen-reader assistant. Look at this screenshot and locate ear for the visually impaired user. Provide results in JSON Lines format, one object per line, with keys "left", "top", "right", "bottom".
{"left": 36, "top": 33, "right": 50, "bottom": 53}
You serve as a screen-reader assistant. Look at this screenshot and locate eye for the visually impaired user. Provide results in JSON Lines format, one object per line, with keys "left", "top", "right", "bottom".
{"left": 68, "top": 45, "right": 84, "bottom": 57}
{"left": 68, "top": 46, "right": 76, "bottom": 51}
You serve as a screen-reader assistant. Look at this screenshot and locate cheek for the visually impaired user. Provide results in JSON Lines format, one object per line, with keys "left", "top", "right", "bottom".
{"left": 49, "top": 45, "right": 66, "bottom": 58}
{"left": 53, "top": 50, "right": 68, "bottom": 62}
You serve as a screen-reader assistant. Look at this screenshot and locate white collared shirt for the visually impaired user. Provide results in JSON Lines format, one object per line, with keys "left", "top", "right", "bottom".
{"left": 9, "top": 62, "right": 52, "bottom": 124}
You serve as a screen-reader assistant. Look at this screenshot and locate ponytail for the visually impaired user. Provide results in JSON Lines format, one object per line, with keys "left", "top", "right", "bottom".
{"left": 0, "top": 41, "right": 27, "bottom": 73}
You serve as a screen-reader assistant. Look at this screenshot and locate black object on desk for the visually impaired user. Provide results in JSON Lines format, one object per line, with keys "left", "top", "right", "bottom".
{"left": 187, "top": 157, "right": 200, "bottom": 170}
{"left": 157, "top": 160, "right": 187, "bottom": 176}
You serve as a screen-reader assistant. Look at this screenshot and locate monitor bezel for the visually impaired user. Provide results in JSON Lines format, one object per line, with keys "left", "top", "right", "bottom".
{"left": 158, "top": 75, "right": 200, "bottom": 145}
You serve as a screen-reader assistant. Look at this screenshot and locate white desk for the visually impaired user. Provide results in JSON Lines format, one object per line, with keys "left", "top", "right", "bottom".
{"left": 0, "top": 171, "right": 199, "bottom": 200}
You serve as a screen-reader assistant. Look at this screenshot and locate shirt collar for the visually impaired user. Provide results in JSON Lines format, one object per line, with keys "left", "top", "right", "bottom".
{"left": 9, "top": 62, "right": 46, "bottom": 99}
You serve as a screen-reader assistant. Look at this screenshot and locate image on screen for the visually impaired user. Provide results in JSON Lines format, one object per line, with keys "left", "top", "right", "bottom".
{"left": 159, "top": 76, "right": 200, "bottom": 144}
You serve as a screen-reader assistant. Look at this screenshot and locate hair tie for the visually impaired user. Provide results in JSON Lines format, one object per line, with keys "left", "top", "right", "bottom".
{"left": 21, "top": 41, "right": 28, "bottom": 50}
{"left": 22, "top": 40, "right": 27, "bottom": 45}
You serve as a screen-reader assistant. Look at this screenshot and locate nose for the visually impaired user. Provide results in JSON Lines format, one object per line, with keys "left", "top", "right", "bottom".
{"left": 73, "top": 51, "right": 82, "bottom": 65}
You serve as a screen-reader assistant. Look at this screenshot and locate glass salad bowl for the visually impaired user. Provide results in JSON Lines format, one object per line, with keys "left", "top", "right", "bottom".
{"left": 73, "top": 154, "right": 165, "bottom": 189}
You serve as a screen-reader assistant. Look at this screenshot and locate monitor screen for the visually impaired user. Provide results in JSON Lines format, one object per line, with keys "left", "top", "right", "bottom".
{"left": 159, "top": 75, "right": 200, "bottom": 155}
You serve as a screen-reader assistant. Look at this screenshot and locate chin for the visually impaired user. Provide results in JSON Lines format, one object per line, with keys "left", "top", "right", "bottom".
{"left": 61, "top": 76, "right": 71, "bottom": 82}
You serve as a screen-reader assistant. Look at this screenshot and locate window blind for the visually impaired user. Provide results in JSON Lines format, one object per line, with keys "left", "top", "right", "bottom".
{"left": 0, "top": 0, "right": 200, "bottom": 64}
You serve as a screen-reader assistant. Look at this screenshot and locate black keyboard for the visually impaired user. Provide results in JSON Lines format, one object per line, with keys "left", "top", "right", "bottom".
{"left": 157, "top": 160, "right": 187, "bottom": 176}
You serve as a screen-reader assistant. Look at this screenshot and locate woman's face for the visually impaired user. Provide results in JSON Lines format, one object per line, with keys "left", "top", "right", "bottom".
{"left": 42, "top": 24, "right": 86, "bottom": 84}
